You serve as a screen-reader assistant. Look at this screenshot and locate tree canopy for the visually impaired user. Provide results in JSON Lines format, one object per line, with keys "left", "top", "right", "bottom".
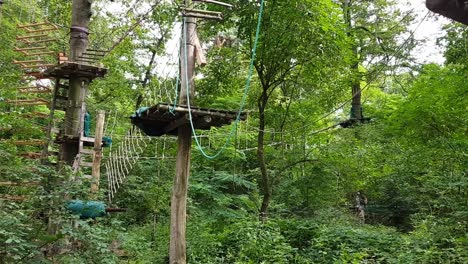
{"left": 0, "top": 0, "right": 466, "bottom": 263}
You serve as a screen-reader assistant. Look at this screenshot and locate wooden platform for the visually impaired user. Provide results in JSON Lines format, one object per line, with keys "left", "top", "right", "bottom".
{"left": 339, "top": 117, "right": 372, "bottom": 128}
{"left": 426, "top": 0, "right": 468, "bottom": 25}
{"left": 43, "top": 62, "right": 108, "bottom": 79}
{"left": 131, "top": 103, "right": 247, "bottom": 136}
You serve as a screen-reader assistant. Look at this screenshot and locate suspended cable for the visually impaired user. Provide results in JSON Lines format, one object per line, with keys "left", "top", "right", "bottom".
{"left": 182, "top": 0, "right": 265, "bottom": 159}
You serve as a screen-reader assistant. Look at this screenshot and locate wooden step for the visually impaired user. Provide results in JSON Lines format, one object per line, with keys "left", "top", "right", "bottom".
{"left": 13, "top": 59, "right": 45, "bottom": 64}
{"left": 18, "top": 85, "right": 51, "bottom": 94}
{"left": 14, "top": 46, "right": 47, "bottom": 52}
{"left": 17, "top": 22, "right": 51, "bottom": 28}
{"left": 19, "top": 64, "right": 55, "bottom": 69}
{"left": 11, "top": 139, "right": 47, "bottom": 146}
{"left": 0, "top": 195, "right": 27, "bottom": 201}
{"left": 20, "top": 111, "right": 49, "bottom": 118}
{"left": 0, "top": 181, "right": 40, "bottom": 186}
{"left": 20, "top": 38, "right": 57, "bottom": 44}
{"left": 81, "top": 136, "right": 95, "bottom": 143}
{"left": 19, "top": 152, "right": 43, "bottom": 159}
{"left": 16, "top": 33, "right": 48, "bottom": 40}
{"left": 80, "top": 148, "right": 94, "bottom": 155}
{"left": 80, "top": 161, "right": 93, "bottom": 168}
{"left": 6, "top": 98, "right": 49, "bottom": 106}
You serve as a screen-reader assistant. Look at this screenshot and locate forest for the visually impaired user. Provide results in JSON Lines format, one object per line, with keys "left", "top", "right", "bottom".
{"left": 0, "top": 0, "right": 467, "bottom": 263}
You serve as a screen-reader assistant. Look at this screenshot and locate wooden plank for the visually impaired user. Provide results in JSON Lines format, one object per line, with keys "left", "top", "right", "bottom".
{"left": 0, "top": 195, "right": 27, "bottom": 201}
{"left": 13, "top": 59, "right": 45, "bottom": 64}
{"left": 80, "top": 148, "right": 94, "bottom": 155}
{"left": 183, "top": 12, "right": 223, "bottom": 20}
{"left": 6, "top": 98, "right": 49, "bottom": 106}
{"left": 21, "top": 51, "right": 56, "bottom": 56}
{"left": 14, "top": 46, "right": 47, "bottom": 51}
{"left": 193, "top": 0, "right": 233, "bottom": 8}
{"left": 81, "top": 161, "right": 93, "bottom": 167}
{"left": 16, "top": 33, "right": 48, "bottom": 40}
{"left": 11, "top": 140, "right": 47, "bottom": 146}
{"left": 18, "top": 86, "right": 51, "bottom": 94}
{"left": 19, "top": 152, "right": 42, "bottom": 159}
{"left": 0, "top": 181, "right": 40, "bottom": 186}
{"left": 24, "top": 26, "right": 58, "bottom": 33}
{"left": 20, "top": 64, "right": 55, "bottom": 69}
{"left": 17, "top": 22, "right": 50, "bottom": 28}
{"left": 183, "top": 8, "right": 223, "bottom": 16}
{"left": 21, "top": 38, "right": 57, "bottom": 44}
{"left": 20, "top": 111, "right": 50, "bottom": 118}
{"left": 81, "top": 136, "right": 95, "bottom": 143}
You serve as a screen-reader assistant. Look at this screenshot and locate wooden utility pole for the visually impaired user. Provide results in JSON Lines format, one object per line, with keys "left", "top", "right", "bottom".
{"left": 90, "top": 110, "right": 105, "bottom": 195}
{"left": 62, "top": 0, "right": 92, "bottom": 164}
{"left": 169, "top": 11, "right": 197, "bottom": 264}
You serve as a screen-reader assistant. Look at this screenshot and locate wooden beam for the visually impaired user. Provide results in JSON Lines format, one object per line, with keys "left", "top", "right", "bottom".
{"left": 91, "top": 110, "right": 105, "bottom": 195}
{"left": 14, "top": 46, "right": 47, "bottom": 51}
{"left": 10, "top": 140, "right": 47, "bottom": 146}
{"left": 17, "top": 21, "right": 50, "bottom": 28}
{"left": 81, "top": 136, "right": 95, "bottom": 143}
{"left": 183, "top": 12, "right": 223, "bottom": 20}
{"left": 21, "top": 38, "right": 57, "bottom": 44}
{"left": 0, "top": 195, "right": 27, "bottom": 201}
{"left": 6, "top": 98, "right": 49, "bottom": 106}
{"left": 0, "top": 181, "right": 40, "bottom": 186}
{"left": 19, "top": 152, "right": 43, "bottom": 159}
{"left": 18, "top": 85, "right": 51, "bottom": 94}
{"left": 13, "top": 59, "right": 45, "bottom": 64}
{"left": 81, "top": 161, "right": 93, "bottom": 167}
{"left": 164, "top": 114, "right": 190, "bottom": 133}
{"left": 20, "top": 64, "right": 55, "bottom": 69}
{"left": 20, "top": 51, "right": 56, "bottom": 56}
{"left": 183, "top": 8, "right": 223, "bottom": 16}
{"left": 193, "top": 0, "right": 233, "bottom": 8}
{"left": 24, "top": 26, "right": 58, "bottom": 33}
{"left": 16, "top": 33, "right": 48, "bottom": 40}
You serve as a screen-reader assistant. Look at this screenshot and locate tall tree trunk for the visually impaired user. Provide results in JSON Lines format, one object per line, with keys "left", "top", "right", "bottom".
{"left": 343, "top": 0, "right": 363, "bottom": 120}
{"left": 61, "top": 0, "right": 92, "bottom": 165}
{"left": 350, "top": 58, "right": 362, "bottom": 120}
{"left": 257, "top": 89, "right": 271, "bottom": 220}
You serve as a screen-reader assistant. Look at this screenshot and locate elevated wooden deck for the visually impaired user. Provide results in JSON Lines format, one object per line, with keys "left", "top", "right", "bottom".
{"left": 131, "top": 103, "right": 247, "bottom": 137}
{"left": 43, "top": 62, "right": 108, "bottom": 79}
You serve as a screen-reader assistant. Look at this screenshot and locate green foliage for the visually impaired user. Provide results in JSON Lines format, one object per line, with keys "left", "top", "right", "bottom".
{"left": 0, "top": 0, "right": 467, "bottom": 263}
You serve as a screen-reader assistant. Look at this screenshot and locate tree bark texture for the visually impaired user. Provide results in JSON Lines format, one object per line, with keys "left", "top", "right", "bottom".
{"left": 257, "top": 89, "right": 271, "bottom": 220}
{"left": 61, "top": 0, "right": 92, "bottom": 165}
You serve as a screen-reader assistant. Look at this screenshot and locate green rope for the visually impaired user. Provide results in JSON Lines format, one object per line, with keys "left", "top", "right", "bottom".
{"left": 183, "top": 0, "right": 265, "bottom": 159}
